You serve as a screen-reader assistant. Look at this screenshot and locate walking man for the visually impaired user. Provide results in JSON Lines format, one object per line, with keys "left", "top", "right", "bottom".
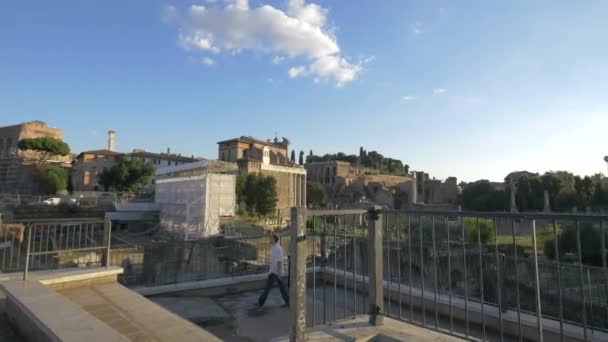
{"left": 258, "top": 235, "right": 289, "bottom": 307}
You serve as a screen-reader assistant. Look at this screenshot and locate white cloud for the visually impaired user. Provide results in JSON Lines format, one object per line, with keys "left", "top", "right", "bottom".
{"left": 433, "top": 88, "right": 446, "bottom": 95}
{"left": 402, "top": 95, "right": 416, "bottom": 101}
{"left": 162, "top": 5, "right": 178, "bottom": 23}
{"left": 288, "top": 66, "right": 306, "bottom": 78}
{"left": 412, "top": 21, "right": 424, "bottom": 35}
{"left": 202, "top": 57, "right": 215, "bottom": 65}
{"left": 169, "top": 0, "right": 363, "bottom": 85}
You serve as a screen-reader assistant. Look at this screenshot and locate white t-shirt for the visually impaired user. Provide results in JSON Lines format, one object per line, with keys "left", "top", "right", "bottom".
{"left": 269, "top": 242, "right": 284, "bottom": 276}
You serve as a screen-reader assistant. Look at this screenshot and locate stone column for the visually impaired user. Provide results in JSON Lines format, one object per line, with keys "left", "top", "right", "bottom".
{"left": 510, "top": 182, "right": 518, "bottom": 213}
{"left": 301, "top": 174, "right": 306, "bottom": 208}
{"left": 296, "top": 175, "right": 301, "bottom": 207}
{"left": 290, "top": 207, "right": 307, "bottom": 341}
{"left": 410, "top": 172, "right": 417, "bottom": 206}
{"left": 543, "top": 190, "right": 551, "bottom": 213}
{"left": 368, "top": 206, "right": 384, "bottom": 326}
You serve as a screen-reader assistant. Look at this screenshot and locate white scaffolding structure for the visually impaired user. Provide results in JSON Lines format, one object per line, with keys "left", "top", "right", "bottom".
{"left": 155, "top": 160, "right": 238, "bottom": 240}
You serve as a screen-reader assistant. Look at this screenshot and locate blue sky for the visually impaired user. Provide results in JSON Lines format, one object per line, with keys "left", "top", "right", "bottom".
{"left": 1, "top": 0, "right": 607, "bottom": 182}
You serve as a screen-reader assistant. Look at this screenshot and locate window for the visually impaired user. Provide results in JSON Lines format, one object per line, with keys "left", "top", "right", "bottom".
{"left": 84, "top": 171, "right": 90, "bottom": 185}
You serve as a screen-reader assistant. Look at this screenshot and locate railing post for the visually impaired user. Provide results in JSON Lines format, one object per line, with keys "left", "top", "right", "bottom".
{"left": 23, "top": 225, "right": 32, "bottom": 281}
{"left": 290, "top": 207, "right": 306, "bottom": 342}
{"left": 104, "top": 219, "right": 112, "bottom": 269}
{"left": 368, "top": 206, "right": 384, "bottom": 326}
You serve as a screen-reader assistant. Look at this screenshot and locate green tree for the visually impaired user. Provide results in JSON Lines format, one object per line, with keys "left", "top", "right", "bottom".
{"left": 291, "top": 150, "right": 296, "bottom": 163}
{"left": 545, "top": 222, "right": 607, "bottom": 266}
{"left": 463, "top": 217, "right": 495, "bottom": 244}
{"left": 235, "top": 173, "right": 278, "bottom": 216}
{"left": 461, "top": 180, "right": 507, "bottom": 211}
{"left": 306, "top": 181, "right": 326, "bottom": 208}
{"left": 255, "top": 175, "right": 278, "bottom": 215}
{"left": 299, "top": 150, "right": 304, "bottom": 165}
{"left": 36, "top": 165, "right": 69, "bottom": 194}
{"left": 592, "top": 184, "right": 608, "bottom": 209}
{"left": 17, "top": 137, "right": 70, "bottom": 165}
{"left": 98, "top": 158, "right": 155, "bottom": 192}
{"left": 574, "top": 176, "right": 595, "bottom": 207}
{"left": 541, "top": 173, "right": 563, "bottom": 208}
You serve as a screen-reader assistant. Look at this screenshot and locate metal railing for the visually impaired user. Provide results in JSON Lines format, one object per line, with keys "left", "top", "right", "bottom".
{"left": 0, "top": 215, "right": 112, "bottom": 279}
{"left": 110, "top": 233, "right": 290, "bottom": 287}
{"left": 301, "top": 208, "right": 608, "bottom": 342}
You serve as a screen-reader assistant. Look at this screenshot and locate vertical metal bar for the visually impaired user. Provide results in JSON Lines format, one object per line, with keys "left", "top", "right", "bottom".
{"left": 72, "top": 224, "right": 76, "bottom": 250}
{"left": 45, "top": 225, "right": 51, "bottom": 268}
{"left": 312, "top": 216, "right": 316, "bottom": 327}
{"left": 58, "top": 223, "right": 63, "bottom": 252}
{"left": 461, "top": 216, "right": 469, "bottom": 338}
{"left": 398, "top": 213, "right": 402, "bottom": 320}
{"left": 575, "top": 221, "right": 588, "bottom": 341}
{"left": 601, "top": 220, "right": 608, "bottom": 335}
{"left": 446, "top": 216, "right": 453, "bottom": 334}
{"left": 586, "top": 267, "right": 594, "bottom": 331}
{"left": 23, "top": 225, "right": 32, "bottom": 281}
{"left": 343, "top": 215, "right": 347, "bottom": 319}
{"left": 2, "top": 227, "right": 7, "bottom": 271}
{"left": 477, "top": 217, "right": 486, "bottom": 341}
{"left": 322, "top": 217, "right": 326, "bottom": 326}
{"left": 387, "top": 213, "right": 391, "bottom": 317}
{"left": 431, "top": 216, "right": 438, "bottom": 329}
{"left": 15, "top": 231, "right": 20, "bottom": 271}
{"left": 419, "top": 215, "right": 426, "bottom": 327}
{"left": 105, "top": 219, "right": 112, "bottom": 269}
{"left": 333, "top": 215, "right": 337, "bottom": 322}
{"left": 532, "top": 220, "right": 544, "bottom": 342}
{"left": 512, "top": 219, "right": 522, "bottom": 342}
{"left": 31, "top": 226, "right": 37, "bottom": 269}
{"left": 78, "top": 224, "right": 83, "bottom": 250}
{"left": 553, "top": 219, "right": 564, "bottom": 342}
{"left": 38, "top": 225, "right": 44, "bottom": 268}
{"left": 494, "top": 217, "right": 504, "bottom": 342}
{"left": 352, "top": 218, "right": 357, "bottom": 318}
{"left": 408, "top": 215, "right": 413, "bottom": 322}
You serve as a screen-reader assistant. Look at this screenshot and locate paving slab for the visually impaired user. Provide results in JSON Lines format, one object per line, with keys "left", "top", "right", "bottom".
{"left": 271, "top": 316, "right": 466, "bottom": 342}
{"left": 59, "top": 282, "right": 222, "bottom": 341}
{"left": 150, "top": 296, "right": 231, "bottom": 323}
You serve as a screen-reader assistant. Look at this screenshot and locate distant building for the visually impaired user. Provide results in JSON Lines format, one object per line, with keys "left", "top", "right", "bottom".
{"left": 155, "top": 160, "right": 238, "bottom": 240}
{"left": 306, "top": 160, "right": 388, "bottom": 187}
{"left": 217, "top": 136, "right": 306, "bottom": 215}
{"left": 71, "top": 131, "right": 197, "bottom": 192}
{"left": 415, "top": 172, "right": 459, "bottom": 205}
{"left": 0, "top": 121, "right": 72, "bottom": 194}
{"left": 306, "top": 161, "right": 459, "bottom": 208}
{"left": 71, "top": 149, "right": 123, "bottom": 192}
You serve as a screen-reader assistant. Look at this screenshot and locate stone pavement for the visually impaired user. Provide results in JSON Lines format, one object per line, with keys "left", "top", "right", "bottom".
{"left": 0, "top": 289, "right": 25, "bottom": 342}
{"left": 271, "top": 316, "right": 466, "bottom": 342}
{"left": 58, "top": 282, "right": 222, "bottom": 341}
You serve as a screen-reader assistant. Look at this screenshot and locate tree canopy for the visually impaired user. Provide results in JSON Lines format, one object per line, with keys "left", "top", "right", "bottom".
{"left": 236, "top": 173, "right": 278, "bottom": 216}
{"left": 463, "top": 170, "right": 608, "bottom": 212}
{"left": 17, "top": 137, "right": 70, "bottom": 164}
{"left": 35, "top": 165, "right": 68, "bottom": 194}
{"left": 98, "top": 158, "right": 155, "bottom": 192}
{"left": 306, "top": 181, "right": 326, "bottom": 208}
{"left": 461, "top": 180, "right": 507, "bottom": 211}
